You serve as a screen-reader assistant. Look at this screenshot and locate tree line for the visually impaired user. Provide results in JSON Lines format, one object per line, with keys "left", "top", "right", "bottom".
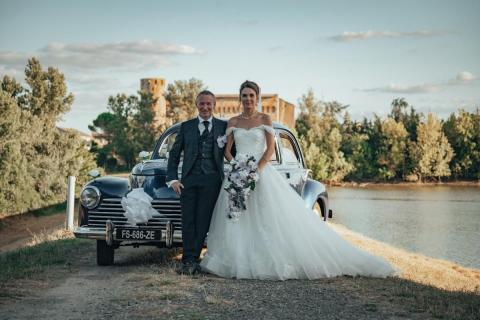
{"left": 296, "top": 90, "right": 480, "bottom": 182}
{"left": 0, "top": 59, "right": 96, "bottom": 216}
{"left": 2, "top": 59, "right": 478, "bottom": 216}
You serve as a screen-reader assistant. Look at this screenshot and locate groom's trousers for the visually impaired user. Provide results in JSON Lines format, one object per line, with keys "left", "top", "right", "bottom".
{"left": 180, "top": 173, "right": 222, "bottom": 263}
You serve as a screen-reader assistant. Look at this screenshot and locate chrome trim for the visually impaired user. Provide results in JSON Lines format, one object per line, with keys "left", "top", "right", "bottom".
{"left": 106, "top": 220, "right": 114, "bottom": 246}
{"left": 87, "top": 198, "right": 182, "bottom": 229}
{"left": 165, "top": 221, "right": 173, "bottom": 247}
{"left": 73, "top": 226, "right": 106, "bottom": 239}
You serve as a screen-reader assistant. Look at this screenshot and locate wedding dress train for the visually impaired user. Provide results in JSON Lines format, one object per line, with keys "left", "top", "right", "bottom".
{"left": 200, "top": 125, "right": 396, "bottom": 280}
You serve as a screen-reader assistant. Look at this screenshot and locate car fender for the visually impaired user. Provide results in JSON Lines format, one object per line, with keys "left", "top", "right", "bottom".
{"left": 302, "top": 178, "right": 329, "bottom": 214}
{"left": 84, "top": 176, "right": 130, "bottom": 198}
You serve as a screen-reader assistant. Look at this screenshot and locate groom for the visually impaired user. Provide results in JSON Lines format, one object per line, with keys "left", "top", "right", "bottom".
{"left": 166, "top": 90, "right": 227, "bottom": 275}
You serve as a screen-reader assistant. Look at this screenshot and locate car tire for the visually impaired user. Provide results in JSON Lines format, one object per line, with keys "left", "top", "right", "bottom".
{"left": 97, "top": 240, "right": 114, "bottom": 266}
{"left": 313, "top": 200, "right": 325, "bottom": 219}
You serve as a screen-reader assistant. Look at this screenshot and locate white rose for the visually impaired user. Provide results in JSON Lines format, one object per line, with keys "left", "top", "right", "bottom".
{"left": 217, "top": 135, "right": 227, "bottom": 148}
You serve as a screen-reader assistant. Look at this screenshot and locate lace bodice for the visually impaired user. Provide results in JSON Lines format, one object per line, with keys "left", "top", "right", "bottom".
{"left": 226, "top": 125, "right": 275, "bottom": 160}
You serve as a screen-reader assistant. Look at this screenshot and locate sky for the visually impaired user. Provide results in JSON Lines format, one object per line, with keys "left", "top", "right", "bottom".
{"left": 1, "top": 0, "right": 479, "bottom": 133}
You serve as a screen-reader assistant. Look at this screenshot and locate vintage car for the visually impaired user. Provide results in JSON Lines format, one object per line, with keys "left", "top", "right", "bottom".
{"left": 74, "top": 122, "right": 332, "bottom": 265}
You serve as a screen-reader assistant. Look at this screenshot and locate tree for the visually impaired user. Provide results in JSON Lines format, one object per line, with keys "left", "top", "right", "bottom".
{"left": 416, "top": 113, "right": 454, "bottom": 181}
{"left": 389, "top": 98, "right": 421, "bottom": 140}
{"left": 164, "top": 78, "right": 205, "bottom": 126}
{"left": 295, "top": 89, "right": 352, "bottom": 182}
{"left": 376, "top": 118, "right": 408, "bottom": 180}
{"left": 388, "top": 98, "right": 423, "bottom": 178}
{"left": 341, "top": 115, "right": 376, "bottom": 181}
{"left": 443, "top": 109, "right": 480, "bottom": 179}
{"left": 89, "top": 92, "right": 159, "bottom": 170}
{"left": 0, "top": 58, "right": 97, "bottom": 216}
{"left": 0, "top": 80, "right": 34, "bottom": 213}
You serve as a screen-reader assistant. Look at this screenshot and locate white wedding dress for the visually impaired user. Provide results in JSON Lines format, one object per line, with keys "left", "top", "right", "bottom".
{"left": 200, "top": 125, "right": 396, "bottom": 280}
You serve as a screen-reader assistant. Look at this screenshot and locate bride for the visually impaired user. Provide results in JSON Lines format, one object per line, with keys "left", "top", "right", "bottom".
{"left": 200, "top": 80, "right": 397, "bottom": 280}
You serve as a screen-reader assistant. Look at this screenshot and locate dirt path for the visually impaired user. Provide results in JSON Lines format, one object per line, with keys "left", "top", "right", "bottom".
{"left": 0, "top": 246, "right": 407, "bottom": 320}
{"left": 0, "top": 203, "right": 79, "bottom": 253}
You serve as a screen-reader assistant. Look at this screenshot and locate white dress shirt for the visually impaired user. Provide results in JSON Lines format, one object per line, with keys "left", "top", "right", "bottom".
{"left": 198, "top": 115, "right": 213, "bottom": 135}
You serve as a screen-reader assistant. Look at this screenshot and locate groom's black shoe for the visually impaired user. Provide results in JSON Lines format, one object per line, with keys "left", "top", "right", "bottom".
{"left": 176, "top": 261, "right": 200, "bottom": 275}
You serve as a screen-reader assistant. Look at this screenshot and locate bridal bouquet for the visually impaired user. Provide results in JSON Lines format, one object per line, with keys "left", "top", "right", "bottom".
{"left": 224, "top": 154, "right": 260, "bottom": 221}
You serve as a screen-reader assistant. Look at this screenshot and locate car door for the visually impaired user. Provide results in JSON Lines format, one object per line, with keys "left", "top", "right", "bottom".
{"left": 276, "top": 130, "right": 309, "bottom": 196}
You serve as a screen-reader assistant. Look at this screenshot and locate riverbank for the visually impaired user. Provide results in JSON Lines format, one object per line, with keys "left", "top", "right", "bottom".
{"left": 330, "top": 180, "right": 480, "bottom": 188}
{"left": 329, "top": 180, "right": 480, "bottom": 188}
{"left": 330, "top": 223, "right": 480, "bottom": 293}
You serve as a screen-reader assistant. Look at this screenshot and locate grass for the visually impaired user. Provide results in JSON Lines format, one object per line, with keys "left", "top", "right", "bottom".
{"left": 391, "top": 279, "right": 480, "bottom": 320}
{"left": 0, "top": 237, "right": 90, "bottom": 284}
{"left": 31, "top": 201, "right": 67, "bottom": 217}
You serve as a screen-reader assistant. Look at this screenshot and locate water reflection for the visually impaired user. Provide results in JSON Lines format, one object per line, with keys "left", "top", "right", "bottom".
{"left": 329, "top": 186, "right": 480, "bottom": 269}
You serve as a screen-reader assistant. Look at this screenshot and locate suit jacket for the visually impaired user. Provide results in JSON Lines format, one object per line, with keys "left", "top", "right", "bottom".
{"left": 167, "top": 117, "right": 227, "bottom": 182}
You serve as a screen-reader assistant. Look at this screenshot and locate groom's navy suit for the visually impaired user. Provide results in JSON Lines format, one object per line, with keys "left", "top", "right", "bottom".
{"left": 167, "top": 117, "right": 227, "bottom": 263}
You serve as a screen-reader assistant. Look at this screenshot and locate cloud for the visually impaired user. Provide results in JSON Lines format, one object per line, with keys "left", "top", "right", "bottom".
{"left": 363, "top": 71, "right": 477, "bottom": 94}
{"left": 364, "top": 83, "right": 441, "bottom": 94}
{"left": 0, "top": 65, "right": 24, "bottom": 80}
{"left": 447, "top": 71, "right": 477, "bottom": 85}
{"left": 329, "top": 30, "right": 443, "bottom": 42}
{"left": 0, "top": 40, "right": 202, "bottom": 72}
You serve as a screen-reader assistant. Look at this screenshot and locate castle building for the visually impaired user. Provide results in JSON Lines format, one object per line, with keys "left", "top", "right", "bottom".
{"left": 215, "top": 94, "right": 295, "bottom": 128}
{"left": 140, "top": 78, "right": 168, "bottom": 126}
{"left": 140, "top": 78, "right": 296, "bottom": 129}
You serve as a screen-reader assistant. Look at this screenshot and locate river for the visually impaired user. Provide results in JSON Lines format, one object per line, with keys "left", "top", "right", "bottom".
{"left": 328, "top": 185, "right": 480, "bottom": 269}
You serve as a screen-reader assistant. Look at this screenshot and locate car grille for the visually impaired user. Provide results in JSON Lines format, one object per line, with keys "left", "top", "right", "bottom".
{"left": 87, "top": 198, "right": 181, "bottom": 229}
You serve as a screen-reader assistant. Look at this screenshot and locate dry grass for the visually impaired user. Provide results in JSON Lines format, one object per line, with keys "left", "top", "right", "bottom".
{"left": 26, "top": 228, "right": 74, "bottom": 247}
{"left": 330, "top": 222, "right": 480, "bottom": 293}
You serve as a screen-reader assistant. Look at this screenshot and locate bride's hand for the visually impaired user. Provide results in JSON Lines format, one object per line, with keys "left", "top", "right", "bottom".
{"left": 257, "top": 159, "right": 267, "bottom": 172}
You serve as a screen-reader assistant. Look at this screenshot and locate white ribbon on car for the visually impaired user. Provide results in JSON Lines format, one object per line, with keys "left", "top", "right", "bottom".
{"left": 121, "top": 188, "right": 158, "bottom": 225}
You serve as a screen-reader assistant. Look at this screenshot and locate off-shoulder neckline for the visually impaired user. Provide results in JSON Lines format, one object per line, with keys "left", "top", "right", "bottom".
{"left": 227, "top": 124, "right": 273, "bottom": 131}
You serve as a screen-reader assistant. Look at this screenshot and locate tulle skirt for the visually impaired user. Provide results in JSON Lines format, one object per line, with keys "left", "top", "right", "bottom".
{"left": 200, "top": 164, "right": 397, "bottom": 280}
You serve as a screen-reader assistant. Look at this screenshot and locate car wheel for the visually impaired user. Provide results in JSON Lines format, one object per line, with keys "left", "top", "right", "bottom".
{"left": 97, "top": 240, "right": 114, "bottom": 266}
{"left": 312, "top": 200, "right": 325, "bottom": 218}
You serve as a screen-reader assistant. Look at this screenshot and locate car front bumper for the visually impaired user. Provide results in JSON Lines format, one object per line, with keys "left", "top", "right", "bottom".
{"left": 73, "top": 221, "right": 183, "bottom": 247}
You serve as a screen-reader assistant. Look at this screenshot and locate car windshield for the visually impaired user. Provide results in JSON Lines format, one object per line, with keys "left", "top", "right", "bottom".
{"left": 155, "top": 132, "right": 177, "bottom": 159}
{"left": 153, "top": 129, "right": 280, "bottom": 163}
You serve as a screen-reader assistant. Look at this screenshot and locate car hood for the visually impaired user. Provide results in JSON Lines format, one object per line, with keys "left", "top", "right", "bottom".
{"left": 131, "top": 159, "right": 168, "bottom": 176}
{"left": 129, "top": 159, "right": 178, "bottom": 200}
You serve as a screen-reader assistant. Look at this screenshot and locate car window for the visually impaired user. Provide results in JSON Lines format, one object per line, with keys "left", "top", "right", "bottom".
{"left": 279, "top": 133, "right": 301, "bottom": 164}
{"left": 157, "top": 133, "right": 177, "bottom": 159}
{"left": 156, "top": 130, "right": 279, "bottom": 163}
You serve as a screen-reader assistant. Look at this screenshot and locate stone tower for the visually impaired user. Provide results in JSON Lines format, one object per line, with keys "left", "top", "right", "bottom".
{"left": 140, "top": 78, "right": 167, "bottom": 127}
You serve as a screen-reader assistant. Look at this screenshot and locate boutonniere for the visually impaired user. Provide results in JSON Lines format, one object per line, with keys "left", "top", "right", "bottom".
{"left": 217, "top": 135, "right": 227, "bottom": 148}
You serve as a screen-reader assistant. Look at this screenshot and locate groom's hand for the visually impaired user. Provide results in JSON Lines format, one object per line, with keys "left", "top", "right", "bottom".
{"left": 171, "top": 181, "right": 184, "bottom": 195}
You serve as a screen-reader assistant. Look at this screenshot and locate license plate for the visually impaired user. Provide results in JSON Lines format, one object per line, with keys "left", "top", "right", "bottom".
{"left": 115, "top": 228, "right": 162, "bottom": 240}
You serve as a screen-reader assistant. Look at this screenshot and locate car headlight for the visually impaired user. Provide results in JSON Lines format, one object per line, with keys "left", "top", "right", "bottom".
{"left": 80, "top": 186, "right": 101, "bottom": 209}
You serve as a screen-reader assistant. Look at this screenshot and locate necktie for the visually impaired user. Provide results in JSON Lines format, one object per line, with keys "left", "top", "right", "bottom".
{"left": 202, "top": 120, "right": 209, "bottom": 137}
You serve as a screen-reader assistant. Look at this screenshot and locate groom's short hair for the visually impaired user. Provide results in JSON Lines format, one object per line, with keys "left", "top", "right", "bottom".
{"left": 196, "top": 90, "right": 216, "bottom": 105}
